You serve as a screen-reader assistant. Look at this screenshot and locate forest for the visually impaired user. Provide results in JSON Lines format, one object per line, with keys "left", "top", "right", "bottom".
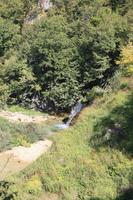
{"left": 0, "top": 0, "right": 133, "bottom": 200}
{"left": 0, "top": 0, "right": 132, "bottom": 112}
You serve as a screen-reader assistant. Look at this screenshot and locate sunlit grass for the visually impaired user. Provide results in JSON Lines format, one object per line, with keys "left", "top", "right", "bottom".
{"left": 6, "top": 84, "right": 132, "bottom": 200}
{"left": 7, "top": 105, "right": 47, "bottom": 116}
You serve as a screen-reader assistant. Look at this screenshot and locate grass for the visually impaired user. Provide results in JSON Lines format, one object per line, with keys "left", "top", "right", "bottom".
{"left": 0, "top": 78, "right": 133, "bottom": 200}
{"left": 7, "top": 105, "right": 47, "bottom": 116}
{"left": 0, "top": 116, "right": 58, "bottom": 152}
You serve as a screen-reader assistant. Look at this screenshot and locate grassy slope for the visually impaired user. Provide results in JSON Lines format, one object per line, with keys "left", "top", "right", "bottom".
{"left": 0, "top": 116, "right": 58, "bottom": 151}
{"left": 0, "top": 106, "right": 47, "bottom": 150}
{"left": 1, "top": 79, "right": 133, "bottom": 200}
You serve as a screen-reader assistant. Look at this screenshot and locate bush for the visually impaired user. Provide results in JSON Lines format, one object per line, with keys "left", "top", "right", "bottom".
{"left": 25, "top": 175, "right": 42, "bottom": 195}
{"left": 11, "top": 135, "right": 30, "bottom": 147}
{"left": 0, "top": 116, "right": 56, "bottom": 151}
{"left": 85, "top": 86, "right": 105, "bottom": 103}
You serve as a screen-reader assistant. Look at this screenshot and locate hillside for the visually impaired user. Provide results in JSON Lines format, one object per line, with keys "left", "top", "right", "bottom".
{"left": 0, "top": 0, "right": 133, "bottom": 199}
{"left": 0, "top": 78, "right": 132, "bottom": 200}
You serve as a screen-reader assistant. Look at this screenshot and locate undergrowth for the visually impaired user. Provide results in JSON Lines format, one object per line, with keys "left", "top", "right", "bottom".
{"left": 0, "top": 79, "right": 133, "bottom": 200}
{"left": 0, "top": 117, "right": 57, "bottom": 151}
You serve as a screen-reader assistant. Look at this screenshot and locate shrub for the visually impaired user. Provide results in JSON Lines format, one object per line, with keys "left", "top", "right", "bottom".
{"left": 11, "top": 135, "right": 30, "bottom": 147}
{"left": 25, "top": 175, "right": 42, "bottom": 195}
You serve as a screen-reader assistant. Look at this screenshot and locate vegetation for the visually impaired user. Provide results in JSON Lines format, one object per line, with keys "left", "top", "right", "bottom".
{"left": 117, "top": 42, "right": 133, "bottom": 75}
{"left": 0, "top": 0, "right": 133, "bottom": 200}
{"left": 0, "top": 78, "right": 132, "bottom": 200}
{"left": 0, "top": 0, "right": 132, "bottom": 112}
{"left": 0, "top": 116, "right": 57, "bottom": 151}
{"left": 7, "top": 105, "right": 47, "bottom": 116}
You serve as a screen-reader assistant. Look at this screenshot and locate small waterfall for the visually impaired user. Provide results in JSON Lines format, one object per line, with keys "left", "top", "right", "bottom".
{"left": 66, "top": 102, "right": 83, "bottom": 126}
{"left": 38, "top": 0, "right": 52, "bottom": 11}
{"left": 56, "top": 102, "right": 83, "bottom": 129}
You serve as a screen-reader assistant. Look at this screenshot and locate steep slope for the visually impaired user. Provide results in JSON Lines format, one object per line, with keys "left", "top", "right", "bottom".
{"left": 0, "top": 78, "right": 133, "bottom": 200}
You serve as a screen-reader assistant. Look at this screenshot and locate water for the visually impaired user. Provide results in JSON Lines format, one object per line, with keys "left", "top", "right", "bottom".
{"left": 38, "top": 0, "right": 52, "bottom": 10}
{"left": 44, "top": 0, "right": 52, "bottom": 10}
{"left": 56, "top": 124, "right": 69, "bottom": 129}
{"left": 56, "top": 102, "right": 83, "bottom": 129}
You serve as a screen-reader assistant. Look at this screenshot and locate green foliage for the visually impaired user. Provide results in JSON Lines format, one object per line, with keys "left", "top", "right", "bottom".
{"left": 27, "top": 15, "right": 81, "bottom": 111}
{"left": 0, "top": 1, "right": 133, "bottom": 200}
{"left": 0, "top": 0, "right": 132, "bottom": 112}
{"left": 77, "top": 8, "right": 128, "bottom": 86}
{"left": 0, "top": 0, "right": 35, "bottom": 26}
{"left": 0, "top": 18, "right": 21, "bottom": 56}
{"left": 0, "top": 181, "right": 18, "bottom": 200}
{"left": 8, "top": 105, "right": 46, "bottom": 116}
{"left": 0, "top": 52, "right": 36, "bottom": 105}
{"left": 19, "top": 6, "right": 129, "bottom": 111}
{"left": 120, "top": 82, "right": 130, "bottom": 90}
{"left": 11, "top": 135, "right": 30, "bottom": 147}
{"left": 25, "top": 175, "right": 42, "bottom": 195}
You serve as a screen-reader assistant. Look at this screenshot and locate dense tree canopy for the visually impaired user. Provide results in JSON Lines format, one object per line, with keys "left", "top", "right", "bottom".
{"left": 0, "top": 0, "right": 35, "bottom": 26}
{"left": 0, "top": 0, "right": 132, "bottom": 112}
{"left": 0, "top": 18, "right": 21, "bottom": 56}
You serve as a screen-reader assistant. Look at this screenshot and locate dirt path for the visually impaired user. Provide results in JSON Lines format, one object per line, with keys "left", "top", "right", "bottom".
{"left": 0, "top": 140, "right": 52, "bottom": 180}
{"left": 0, "top": 111, "right": 55, "bottom": 123}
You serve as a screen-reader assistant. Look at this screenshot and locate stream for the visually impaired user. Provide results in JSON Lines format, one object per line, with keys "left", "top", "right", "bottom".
{"left": 55, "top": 102, "right": 83, "bottom": 129}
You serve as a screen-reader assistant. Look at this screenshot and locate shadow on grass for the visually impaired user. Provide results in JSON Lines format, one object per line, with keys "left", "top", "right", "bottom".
{"left": 91, "top": 92, "right": 133, "bottom": 156}
{"left": 116, "top": 187, "right": 133, "bottom": 200}
{"left": 90, "top": 198, "right": 104, "bottom": 200}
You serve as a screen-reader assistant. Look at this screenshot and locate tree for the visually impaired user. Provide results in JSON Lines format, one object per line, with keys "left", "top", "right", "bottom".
{"left": 27, "top": 16, "right": 81, "bottom": 111}
{"left": 0, "top": 18, "right": 21, "bottom": 56}
{"left": 0, "top": 0, "right": 131, "bottom": 112}
{"left": 117, "top": 42, "right": 133, "bottom": 75}
{"left": 76, "top": 7, "right": 129, "bottom": 89}
{"left": 0, "top": 52, "right": 35, "bottom": 106}
{"left": 0, "top": 0, "right": 35, "bottom": 27}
